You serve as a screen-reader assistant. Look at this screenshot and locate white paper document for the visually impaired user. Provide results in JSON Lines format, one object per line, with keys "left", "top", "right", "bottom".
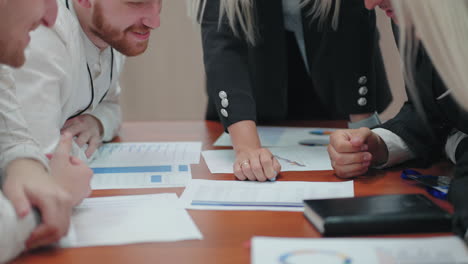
{"left": 252, "top": 236, "right": 468, "bottom": 264}
{"left": 89, "top": 142, "right": 201, "bottom": 189}
{"left": 60, "top": 194, "right": 203, "bottom": 248}
{"left": 214, "top": 126, "right": 335, "bottom": 147}
{"left": 202, "top": 146, "right": 332, "bottom": 174}
{"left": 90, "top": 142, "right": 202, "bottom": 166}
{"left": 90, "top": 164, "right": 192, "bottom": 190}
{"left": 180, "top": 180, "right": 354, "bottom": 211}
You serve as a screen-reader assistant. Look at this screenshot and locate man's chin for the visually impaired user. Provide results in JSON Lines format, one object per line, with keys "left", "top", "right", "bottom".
{"left": 7, "top": 53, "right": 26, "bottom": 68}
{"left": 113, "top": 42, "right": 149, "bottom": 57}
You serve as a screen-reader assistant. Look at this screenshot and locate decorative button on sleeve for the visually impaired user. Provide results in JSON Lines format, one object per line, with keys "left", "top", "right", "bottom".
{"left": 358, "top": 86, "right": 368, "bottom": 96}
{"left": 358, "top": 76, "right": 367, "bottom": 85}
{"left": 357, "top": 97, "right": 367, "bottom": 106}
{"left": 221, "top": 98, "right": 229, "bottom": 108}
{"left": 218, "top": 91, "right": 227, "bottom": 99}
{"left": 220, "top": 108, "right": 229, "bottom": 118}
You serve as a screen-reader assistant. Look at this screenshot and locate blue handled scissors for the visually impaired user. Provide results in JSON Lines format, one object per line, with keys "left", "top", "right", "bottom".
{"left": 401, "top": 169, "right": 450, "bottom": 200}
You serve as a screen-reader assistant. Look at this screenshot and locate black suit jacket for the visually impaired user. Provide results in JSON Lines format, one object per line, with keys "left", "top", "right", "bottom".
{"left": 379, "top": 28, "right": 468, "bottom": 236}
{"left": 201, "top": 0, "right": 392, "bottom": 129}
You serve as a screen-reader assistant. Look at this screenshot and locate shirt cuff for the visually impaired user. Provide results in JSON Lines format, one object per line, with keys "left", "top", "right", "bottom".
{"left": 0, "top": 192, "right": 38, "bottom": 263}
{"left": 445, "top": 130, "right": 467, "bottom": 164}
{"left": 372, "top": 128, "right": 415, "bottom": 168}
{"left": 348, "top": 112, "right": 382, "bottom": 129}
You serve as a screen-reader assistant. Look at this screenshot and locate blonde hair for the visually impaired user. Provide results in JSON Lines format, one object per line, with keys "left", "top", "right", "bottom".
{"left": 187, "top": 0, "right": 340, "bottom": 45}
{"left": 393, "top": 0, "right": 468, "bottom": 110}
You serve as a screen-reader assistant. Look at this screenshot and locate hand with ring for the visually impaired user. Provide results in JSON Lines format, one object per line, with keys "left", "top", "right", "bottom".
{"left": 233, "top": 148, "right": 281, "bottom": 181}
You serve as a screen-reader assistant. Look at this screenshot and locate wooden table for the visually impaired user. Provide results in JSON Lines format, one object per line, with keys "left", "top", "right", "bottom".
{"left": 14, "top": 121, "right": 454, "bottom": 264}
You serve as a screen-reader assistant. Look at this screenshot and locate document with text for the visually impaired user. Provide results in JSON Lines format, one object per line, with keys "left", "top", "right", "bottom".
{"left": 180, "top": 180, "right": 354, "bottom": 211}
{"left": 60, "top": 194, "right": 202, "bottom": 248}
{"left": 202, "top": 146, "right": 332, "bottom": 174}
{"left": 214, "top": 126, "right": 335, "bottom": 147}
{"left": 89, "top": 142, "right": 201, "bottom": 189}
{"left": 252, "top": 236, "right": 468, "bottom": 264}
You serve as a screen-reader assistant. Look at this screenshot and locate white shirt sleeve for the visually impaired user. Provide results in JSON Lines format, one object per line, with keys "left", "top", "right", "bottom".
{"left": 12, "top": 26, "right": 73, "bottom": 159}
{"left": 372, "top": 128, "right": 415, "bottom": 168}
{"left": 0, "top": 66, "right": 49, "bottom": 171}
{"left": 0, "top": 191, "right": 38, "bottom": 263}
{"left": 445, "top": 129, "right": 467, "bottom": 164}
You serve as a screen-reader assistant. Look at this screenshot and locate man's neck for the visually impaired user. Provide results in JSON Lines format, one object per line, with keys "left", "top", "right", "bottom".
{"left": 72, "top": 0, "right": 108, "bottom": 51}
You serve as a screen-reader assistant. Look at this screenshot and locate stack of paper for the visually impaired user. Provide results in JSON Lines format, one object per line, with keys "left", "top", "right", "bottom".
{"left": 60, "top": 194, "right": 203, "bottom": 248}
{"left": 89, "top": 142, "right": 202, "bottom": 189}
{"left": 252, "top": 236, "right": 468, "bottom": 264}
{"left": 180, "top": 180, "right": 354, "bottom": 211}
{"left": 202, "top": 146, "right": 332, "bottom": 174}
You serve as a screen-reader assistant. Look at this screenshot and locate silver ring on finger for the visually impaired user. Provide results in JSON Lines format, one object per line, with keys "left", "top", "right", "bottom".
{"left": 240, "top": 160, "right": 250, "bottom": 168}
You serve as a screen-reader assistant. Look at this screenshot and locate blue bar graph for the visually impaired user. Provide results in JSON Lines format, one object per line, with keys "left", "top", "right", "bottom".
{"left": 92, "top": 165, "right": 172, "bottom": 174}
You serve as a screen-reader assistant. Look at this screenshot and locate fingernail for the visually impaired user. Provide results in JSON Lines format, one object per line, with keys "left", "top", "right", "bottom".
{"left": 361, "top": 144, "right": 368, "bottom": 151}
{"left": 363, "top": 153, "right": 371, "bottom": 161}
{"left": 363, "top": 161, "right": 371, "bottom": 167}
{"left": 268, "top": 177, "right": 276, "bottom": 182}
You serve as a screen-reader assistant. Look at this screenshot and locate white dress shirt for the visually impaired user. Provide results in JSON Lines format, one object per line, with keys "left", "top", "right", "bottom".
{"left": 12, "top": 0, "right": 125, "bottom": 162}
{"left": 282, "top": 0, "right": 309, "bottom": 72}
{"left": 372, "top": 128, "right": 415, "bottom": 168}
{"left": 0, "top": 65, "right": 49, "bottom": 170}
{"left": 0, "top": 191, "right": 38, "bottom": 264}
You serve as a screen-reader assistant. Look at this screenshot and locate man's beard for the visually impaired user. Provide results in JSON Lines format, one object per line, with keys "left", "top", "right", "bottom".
{"left": 91, "top": 4, "right": 150, "bottom": 56}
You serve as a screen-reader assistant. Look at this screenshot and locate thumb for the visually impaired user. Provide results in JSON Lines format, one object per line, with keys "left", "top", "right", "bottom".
{"left": 349, "top": 127, "right": 372, "bottom": 147}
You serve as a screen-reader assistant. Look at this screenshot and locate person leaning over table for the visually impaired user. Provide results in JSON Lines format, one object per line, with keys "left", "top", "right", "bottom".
{"left": 0, "top": 0, "right": 93, "bottom": 262}
{"left": 10, "top": 0, "right": 162, "bottom": 164}
{"left": 327, "top": 0, "right": 468, "bottom": 240}
{"left": 188, "top": 0, "right": 392, "bottom": 182}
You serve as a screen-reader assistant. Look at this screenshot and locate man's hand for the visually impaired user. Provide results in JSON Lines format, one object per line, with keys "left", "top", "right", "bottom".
{"left": 327, "top": 127, "right": 388, "bottom": 178}
{"left": 2, "top": 159, "right": 73, "bottom": 250}
{"left": 61, "top": 114, "right": 103, "bottom": 158}
{"left": 49, "top": 132, "right": 93, "bottom": 207}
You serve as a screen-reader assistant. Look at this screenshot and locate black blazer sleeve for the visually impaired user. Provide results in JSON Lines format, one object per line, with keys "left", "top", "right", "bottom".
{"left": 378, "top": 25, "right": 452, "bottom": 167}
{"left": 200, "top": 0, "right": 258, "bottom": 130}
{"left": 305, "top": 0, "right": 391, "bottom": 115}
{"left": 449, "top": 138, "right": 468, "bottom": 237}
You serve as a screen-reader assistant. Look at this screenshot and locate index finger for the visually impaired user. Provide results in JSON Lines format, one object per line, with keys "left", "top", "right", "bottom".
{"left": 54, "top": 133, "right": 73, "bottom": 157}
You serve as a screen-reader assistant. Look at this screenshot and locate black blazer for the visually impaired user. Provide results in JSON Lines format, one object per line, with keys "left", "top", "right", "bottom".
{"left": 379, "top": 35, "right": 468, "bottom": 236}
{"left": 201, "top": 0, "right": 392, "bottom": 129}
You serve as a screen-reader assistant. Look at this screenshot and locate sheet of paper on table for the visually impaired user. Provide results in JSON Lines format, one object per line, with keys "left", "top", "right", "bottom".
{"left": 214, "top": 126, "right": 335, "bottom": 147}
{"left": 89, "top": 142, "right": 202, "bottom": 189}
{"left": 60, "top": 193, "right": 203, "bottom": 248}
{"left": 202, "top": 146, "right": 332, "bottom": 174}
{"left": 251, "top": 236, "right": 468, "bottom": 264}
{"left": 180, "top": 180, "right": 354, "bottom": 212}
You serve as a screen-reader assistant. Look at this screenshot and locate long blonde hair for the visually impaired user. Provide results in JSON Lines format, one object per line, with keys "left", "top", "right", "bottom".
{"left": 187, "top": 0, "right": 340, "bottom": 45}
{"left": 392, "top": 0, "right": 468, "bottom": 110}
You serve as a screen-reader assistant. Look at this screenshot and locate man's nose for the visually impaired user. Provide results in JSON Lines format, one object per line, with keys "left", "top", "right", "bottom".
{"left": 142, "top": 2, "right": 162, "bottom": 29}
{"left": 42, "top": 0, "right": 58, "bottom": 27}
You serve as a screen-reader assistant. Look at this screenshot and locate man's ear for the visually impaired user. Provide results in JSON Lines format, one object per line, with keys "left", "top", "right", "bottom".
{"left": 75, "top": 0, "right": 92, "bottom": 9}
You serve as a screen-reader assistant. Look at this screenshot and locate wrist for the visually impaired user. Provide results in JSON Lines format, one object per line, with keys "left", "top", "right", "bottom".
{"left": 370, "top": 134, "right": 389, "bottom": 166}
{"left": 5, "top": 158, "right": 48, "bottom": 177}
